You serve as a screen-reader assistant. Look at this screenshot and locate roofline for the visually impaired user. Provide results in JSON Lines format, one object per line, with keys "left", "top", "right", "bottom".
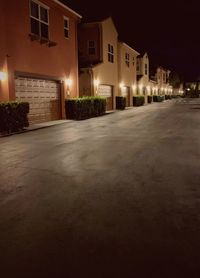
{"left": 53, "top": 0, "right": 82, "bottom": 18}
{"left": 121, "top": 42, "right": 140, "bottom": 56}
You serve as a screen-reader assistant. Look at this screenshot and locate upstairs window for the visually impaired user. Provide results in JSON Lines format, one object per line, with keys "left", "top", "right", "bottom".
{"left": 64, "top": 17, "right": 69, "bottom": 38}
{"left": 88, "top": 40, "right": 96, "bottom": 55}
{"left": 30, "top": 0, "right": 49, "bottom": 39}
{"left": 108, "top": 44, "right": 114, "bottom": 63}
{"left": 163, "top": 73, "right": 166, "bottom": 82}
{"left": 125, "top": 53, "right": 130, "bottom": 67}
{"left": 136, "top": 61, "right": 139, "bottom": 71}
{"left": 145, "top": 64, "right": 148, "bottom": 75}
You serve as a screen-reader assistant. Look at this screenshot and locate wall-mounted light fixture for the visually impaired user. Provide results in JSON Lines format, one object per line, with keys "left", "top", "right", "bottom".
{"left": 65, "top": 78, "right": 72, "bottom": 97}
{"left": 0, "top": 71, "right": 7, "bottom": 81}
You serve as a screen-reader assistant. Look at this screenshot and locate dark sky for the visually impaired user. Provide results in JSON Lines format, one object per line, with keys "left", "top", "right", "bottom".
{"left": 63, "top": 0, "right": 200, "bottom": 81}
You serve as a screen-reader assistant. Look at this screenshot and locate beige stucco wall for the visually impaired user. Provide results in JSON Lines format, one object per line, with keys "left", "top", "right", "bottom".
{"left": 118, "top": 42, "right": 138, "bottom": 105}
{"left": 92, "top": 18, "right": 118, "bottom": 108}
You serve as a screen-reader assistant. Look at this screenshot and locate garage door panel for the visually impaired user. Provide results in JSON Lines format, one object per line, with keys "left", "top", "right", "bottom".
{"left": 15, "top": 77, "right": 60, "bottom": 124}
{"left": 98, "top": 85, "right": 113, "bottom": 111}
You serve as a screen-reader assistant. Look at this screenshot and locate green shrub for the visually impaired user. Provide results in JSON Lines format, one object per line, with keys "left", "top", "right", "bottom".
{"left": 65, "top": 96, "right": 106, "bottom": 120}
{"left": 153, "top": 95, "right": 164, "bottom": 102}
{"left": 133, "top": 96, "right": 145, "bottom": 106}
{"left": 148, "top": 96, "right": 153, "bottom": 103}
{"left": 0, "top": 101, "right": 29, "bottom": 134}
{"left": 116, "top": 96, "right": 126, "bottom": 110}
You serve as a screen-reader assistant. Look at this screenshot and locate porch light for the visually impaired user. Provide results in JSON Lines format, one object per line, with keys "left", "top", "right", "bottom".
{"left": 0, "top": 71, "right": 7, "bottom": 81}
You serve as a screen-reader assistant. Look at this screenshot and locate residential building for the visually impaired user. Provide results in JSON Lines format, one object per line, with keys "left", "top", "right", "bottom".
{"left": 0, "top": 0, "right": 81, "bottom": 123}
{"left": 78, "top": 17, "right": 118, "bottom": 110}
{"left": 153, "top": 66, "right": 172, "bottom": 96}
{"left": 118, "top": 42, "right": 139, "bottom": 106}
{"left": 136, "top": 52, "right": 150, "bottom": 103}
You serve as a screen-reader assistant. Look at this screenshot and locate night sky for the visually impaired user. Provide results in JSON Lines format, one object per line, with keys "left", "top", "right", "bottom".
{"left": 63, "top": 0, "right": 200, "bottom": 81}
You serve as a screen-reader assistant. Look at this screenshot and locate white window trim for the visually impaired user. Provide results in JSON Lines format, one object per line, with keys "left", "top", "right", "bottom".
{"left": 125, "top": 53, "right": 130, "bottom": 67}
{"left": 30, "top": 0, "right": 50, "bottom": 38}
{"left": 87, "top": 40, "right": 96, "bottom": 55}
{"left": 108, "top": 44, "right": 114, "bottom": 63}
{"left": 64, "top": 16, "right": 69, "bottom": 39}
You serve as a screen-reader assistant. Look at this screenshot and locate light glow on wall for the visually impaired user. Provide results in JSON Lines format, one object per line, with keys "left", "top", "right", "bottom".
{"left": 65, "top": 78, "right": 72, "bottom": 87}
{"left": 120, "top": 82, "right": 124, "bottom": 89}
{"left": 94, "top": 79, "right": 100, "bottom": 87}
{"left": 0, "top": 71, "right": 7, "bottom": 81}
{"left": 139, "top": 84, "right": 143, "bottom": 91}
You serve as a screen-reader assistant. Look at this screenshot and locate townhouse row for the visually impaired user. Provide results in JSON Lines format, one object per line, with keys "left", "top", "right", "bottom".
{"left": 0, "top": 0, "right": 173, "bottom": 124}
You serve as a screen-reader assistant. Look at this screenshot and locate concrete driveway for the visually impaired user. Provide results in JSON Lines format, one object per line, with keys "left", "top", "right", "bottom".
{"left": 0, "top": 98, "right": 200, "bottom": 278}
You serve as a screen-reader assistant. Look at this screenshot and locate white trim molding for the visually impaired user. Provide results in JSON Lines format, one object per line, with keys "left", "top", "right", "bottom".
{"left": 53, "top": 0, "right": 82, "bottom": 18}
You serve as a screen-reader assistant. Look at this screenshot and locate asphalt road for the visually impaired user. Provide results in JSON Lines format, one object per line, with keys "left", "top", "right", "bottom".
{"left": 0, "top": 98, "right": 200, "bottom": 278}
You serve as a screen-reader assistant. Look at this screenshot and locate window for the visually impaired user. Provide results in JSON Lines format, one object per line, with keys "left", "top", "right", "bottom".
{"left": 163, "top": 73, "right": 166, "bottom": 82}
{"left": 88, "top": 40, "right": 96, "bottom": 55}
{"left": 133, "top": 57, "right": 135, "bottom": 66}
{"left": 108, "top": 44, "right": 114, "bottom": 63}
{"left": 64, "top": 17, "right": 69, "bottom": 38}
{"left": 145, "top": 64, "right": 148, "bottom": 75}
{"left": 30, "top": 0, "right": 49, "bottom": 39}
{"left": 125, "top": 53, "right": 130, "bottom": 67}
{"left": 136, "top": 61, "right": 139, "bottom": 71}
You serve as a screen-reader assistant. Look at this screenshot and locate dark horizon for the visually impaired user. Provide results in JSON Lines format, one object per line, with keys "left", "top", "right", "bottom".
{"left": 62, "top": 0, "right": 200, "bottom": 81}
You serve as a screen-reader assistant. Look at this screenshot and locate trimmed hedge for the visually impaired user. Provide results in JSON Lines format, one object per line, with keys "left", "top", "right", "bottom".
{"left": 116, "top": 96, "right": 126, "bottom": 110}
{"left": 65, "top": 96, "right": 106, "bottom": 120}
{"left": 165, "top": 95, "right": 172, "bottom": 100}
{"left": 133, "top": 96, "right": 145, "bottom": 106}
{"left": 148, "top": 96, "right": 153, "bottom": 103}
{"left": 153, "top": 95, "right": 165, "bottom": 102}
{"left": 0, "top": 101, "right": 29, "bottom": 134}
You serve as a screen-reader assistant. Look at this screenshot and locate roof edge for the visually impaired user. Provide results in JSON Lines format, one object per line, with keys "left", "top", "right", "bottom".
{"left": 53, "top": 0, "right": 82, "bottom": 18}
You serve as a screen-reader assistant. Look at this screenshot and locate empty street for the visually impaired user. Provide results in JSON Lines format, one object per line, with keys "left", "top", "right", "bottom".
{"left": 0, "top": 99, "right": 200, "bottom": 278}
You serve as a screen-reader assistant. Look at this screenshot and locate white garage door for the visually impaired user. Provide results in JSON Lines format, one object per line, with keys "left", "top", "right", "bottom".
{"left": 15, "top": 77, "right": 61, "bottom": 124}
{"left": 98, "top": 85, "right": 113, "bottom": 110}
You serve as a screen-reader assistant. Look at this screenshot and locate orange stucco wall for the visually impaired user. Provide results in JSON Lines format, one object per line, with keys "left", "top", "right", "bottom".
{"left": 0, "top": 0, "right": 79, "bottom": 115}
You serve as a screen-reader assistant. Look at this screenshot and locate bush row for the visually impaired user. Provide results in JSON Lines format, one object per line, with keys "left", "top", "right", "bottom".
{"left": 0, "top": 101, "right": 29, "bottom": 134}
{"left": 153, "top": 95, "right": 165, "bottom": 102}
{"left": 133, "top": 96, "right": 145, "bottom": 106}
{"left": 116, "top": 96, "right": 126, "bottom": 110}
{"left": 65, "top": 97, "right": 106, "bottom": 120}
{"left": 165, "top": 95, "right": 172, "bottom": 100}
